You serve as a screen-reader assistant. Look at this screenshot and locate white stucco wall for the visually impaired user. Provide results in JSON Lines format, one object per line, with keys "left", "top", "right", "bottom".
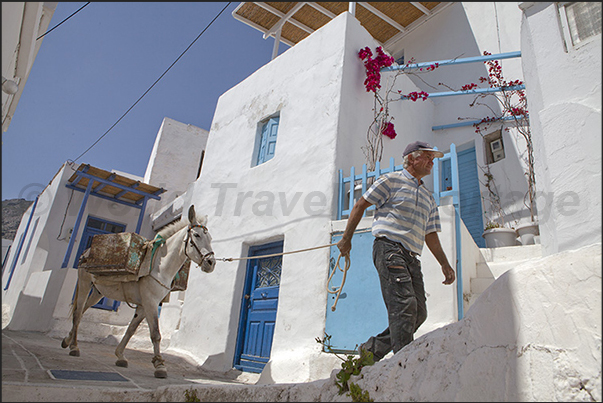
{"left": 519, "top": 2, "right": 602, "bottom": 256}
{"left": 143, "top": 117, "right": 209, "bottom": 218}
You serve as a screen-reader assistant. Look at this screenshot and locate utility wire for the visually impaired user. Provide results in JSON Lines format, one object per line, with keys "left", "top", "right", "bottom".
{"left": 37, "top": 2, "right": 91, "bottom": 40}
{"left": 72, "top": 2, "right": 232, "bottom": 164}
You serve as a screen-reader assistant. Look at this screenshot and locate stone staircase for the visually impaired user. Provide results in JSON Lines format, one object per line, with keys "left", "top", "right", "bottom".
{"left": 464, "top": 244, "right": 543, "bottom": 314}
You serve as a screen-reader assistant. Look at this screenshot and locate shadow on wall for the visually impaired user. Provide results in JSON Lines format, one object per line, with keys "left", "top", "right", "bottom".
{"left": 6, "top": 269, "right": 70, "bottom": 332}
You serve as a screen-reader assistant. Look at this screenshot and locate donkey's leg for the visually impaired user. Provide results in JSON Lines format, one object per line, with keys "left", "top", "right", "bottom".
{"left": 67, "top": 287, "right": 103, "bottom": 357}
{"left": 114, "top": 306, "right": 146, "bottom": 368}
{"left": 62, "top": 270, "right": 102, "bottom": 357}
{"left": 82, "top": 287, "right": 104, "bottom": 311}
{"left": 142, "top": 296, "right": 167, "bottom": 378}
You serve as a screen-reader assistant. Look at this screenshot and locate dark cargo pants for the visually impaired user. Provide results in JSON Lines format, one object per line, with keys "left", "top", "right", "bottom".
{"left": 360, "top": 236, "right": 427, "bottom": 361}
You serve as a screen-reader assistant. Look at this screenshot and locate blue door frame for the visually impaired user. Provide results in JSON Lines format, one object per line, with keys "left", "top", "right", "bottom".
{"left": 234, "top": 241, "right": 283, "bottom": 372}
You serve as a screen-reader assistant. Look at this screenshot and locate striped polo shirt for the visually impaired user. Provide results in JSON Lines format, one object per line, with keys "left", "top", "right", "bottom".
{"left": 363, "top": 169, "right": 441, "bottom": 255}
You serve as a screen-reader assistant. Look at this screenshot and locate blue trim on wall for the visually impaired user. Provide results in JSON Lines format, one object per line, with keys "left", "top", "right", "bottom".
{"left": 4, "top": 196, "right": 39, "bottom": 290}
{"left": 381, "top": 51, "right": 521, "bottom": 72}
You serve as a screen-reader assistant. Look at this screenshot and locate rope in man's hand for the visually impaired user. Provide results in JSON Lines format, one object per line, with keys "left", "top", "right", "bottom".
{"left": 326, "top": 252, "right": 351, "bottom": 311}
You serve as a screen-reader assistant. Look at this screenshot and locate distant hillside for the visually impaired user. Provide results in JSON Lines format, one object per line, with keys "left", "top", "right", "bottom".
{"left": 2, "top": 199, "right": 34, "bottom": 240}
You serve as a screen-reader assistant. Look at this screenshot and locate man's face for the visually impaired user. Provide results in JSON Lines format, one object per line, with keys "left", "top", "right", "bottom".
{"left": 410, "top": 151, "right": 436, "bottom": 177}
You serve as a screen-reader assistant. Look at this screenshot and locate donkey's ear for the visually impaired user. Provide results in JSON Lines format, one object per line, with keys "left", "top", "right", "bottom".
{"left": 200, "top": 215, "right": 208, "bottom": 226}
{"left": 188, "top": 205, "right": 196, "bottom": 224}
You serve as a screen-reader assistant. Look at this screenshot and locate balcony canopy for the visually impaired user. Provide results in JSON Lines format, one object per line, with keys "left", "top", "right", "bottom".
{"left": 232, "top": 2, "right": 451, "bottom": 52}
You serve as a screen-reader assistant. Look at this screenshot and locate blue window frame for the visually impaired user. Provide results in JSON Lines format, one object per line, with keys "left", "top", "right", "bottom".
{"left": 256, "top": 116, "right": 279, "bottom": 165}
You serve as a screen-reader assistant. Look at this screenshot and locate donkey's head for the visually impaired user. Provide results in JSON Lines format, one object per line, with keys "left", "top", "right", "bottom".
{"left": 184, "top": 205, "right": 215, "bottom": 273}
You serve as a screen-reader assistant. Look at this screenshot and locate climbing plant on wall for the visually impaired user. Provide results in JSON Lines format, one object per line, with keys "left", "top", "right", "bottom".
{"left": 358, "top": 47, "right": 536, "bottom": 227}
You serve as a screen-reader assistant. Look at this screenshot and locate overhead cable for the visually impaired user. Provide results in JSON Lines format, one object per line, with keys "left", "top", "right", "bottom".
{"left": 72, "top": 2, "right": 232, "bottom": 164}
{"left": 37, "top": 2, "right": 91, "bottom": 40}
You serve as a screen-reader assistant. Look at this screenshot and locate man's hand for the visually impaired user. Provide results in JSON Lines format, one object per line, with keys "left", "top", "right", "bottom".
{"left": 337, "top": 237, "right": 352, "bottom": 256}
{"left": 441, "top": 263, "right": 455, "bottom": 285}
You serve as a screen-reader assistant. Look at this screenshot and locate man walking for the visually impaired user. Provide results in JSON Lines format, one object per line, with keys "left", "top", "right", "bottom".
{"left": 337, "top": 141, "right": 456, "bottom": 362}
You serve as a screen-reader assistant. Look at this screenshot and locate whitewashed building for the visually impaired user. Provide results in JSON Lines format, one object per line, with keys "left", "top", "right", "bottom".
{"left": 2, "top": 2, "right": 600, "bottom": 393}
{"left": 2, "top": 118, "right": 208, "bottom": 337}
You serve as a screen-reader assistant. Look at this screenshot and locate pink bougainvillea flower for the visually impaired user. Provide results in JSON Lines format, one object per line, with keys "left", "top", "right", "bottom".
{"left": 381, "top": 121, "right": 397, "bottom": 139}
{"left": 359, "top": 46, "right": 395, "bottom": 93}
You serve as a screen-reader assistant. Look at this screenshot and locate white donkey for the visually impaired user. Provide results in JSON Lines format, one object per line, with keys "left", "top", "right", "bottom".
{"left": 61, "top": 205, "right": 215, "bottom": 378}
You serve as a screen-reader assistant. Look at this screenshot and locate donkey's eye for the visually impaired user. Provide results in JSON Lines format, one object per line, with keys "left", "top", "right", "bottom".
{"left": 194, "top": 233, "right": 201, "bottom": 238}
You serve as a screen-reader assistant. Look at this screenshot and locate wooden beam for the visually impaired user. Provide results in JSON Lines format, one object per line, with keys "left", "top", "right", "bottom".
{"left": 263, "top": 2, "right": 307, "bottom": 39}
{"left": 254, "top": 2, "right": 314, "bottom": 36}
{"left": 307, "top": 2, "right": 337, "bottom": 19}
{"left": 231, "top": 10, "right": 296, "bottom": 47}
{"left": 410, "top": 2, "right": 431, "bottom": 15}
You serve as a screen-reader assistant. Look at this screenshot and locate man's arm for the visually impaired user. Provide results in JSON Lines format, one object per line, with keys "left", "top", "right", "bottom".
{"left": 425, "top": 232, "right": 455, "bottom": 285}
{"left": 337, "top": 197, "right": 372, "bottom": 256}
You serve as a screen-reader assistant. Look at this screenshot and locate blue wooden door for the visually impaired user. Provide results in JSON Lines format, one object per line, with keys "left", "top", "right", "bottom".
{"left": 234, "top": 241, "right": 283, "bottom": 372}
{"left": 324, "top": 230, "right": 387, "bottom": 353}
{"left": 441, "top": 147, "right": 485, "bottom": 247}
{"left": 74, "top": 216, "right": 126, "bottom": 311}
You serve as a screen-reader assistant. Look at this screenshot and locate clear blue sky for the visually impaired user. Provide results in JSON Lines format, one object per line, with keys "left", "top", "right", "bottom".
{"left": 2, "top": 2, "right": 289, "bottom": 201}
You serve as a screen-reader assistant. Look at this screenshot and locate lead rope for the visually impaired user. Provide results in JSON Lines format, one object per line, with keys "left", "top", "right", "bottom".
{"left": 326, "top": 252, "right": 351, "bottom": 312}
{"left": 217, "top": 243, "right": 350, "bottom": 312}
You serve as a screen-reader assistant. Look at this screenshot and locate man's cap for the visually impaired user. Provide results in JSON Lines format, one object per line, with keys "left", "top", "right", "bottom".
{"left": 403, "top": 141, "right": 444, "bottom": 158}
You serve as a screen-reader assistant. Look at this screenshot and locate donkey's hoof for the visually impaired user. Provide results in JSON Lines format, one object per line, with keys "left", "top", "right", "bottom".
{"left": 115, "top": 359, "right": 128, "bottom": 368}
{"left": 61, "top": 339, "right": 69, "bottom": 349}
{"left": 154, "top": 368, "right": 167, "bottom": 378}
{"left": 69, "top": 349, "right": 80, "bottom": 357}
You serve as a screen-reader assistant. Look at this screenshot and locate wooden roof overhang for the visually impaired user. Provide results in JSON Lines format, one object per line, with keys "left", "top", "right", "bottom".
{"left": 67, "top": 164, "right": 164, "bottom": 207}
{"left": 61, "top": 163, "right": 166, "bottom": 268}
{"left": 232, "top": 2, "right": 453, "bottom": 52}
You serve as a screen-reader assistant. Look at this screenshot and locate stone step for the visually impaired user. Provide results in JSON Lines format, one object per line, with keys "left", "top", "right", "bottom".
{"left": 476, "top": 261, "right": 522, "bottom": 279}
{"left": 476, "top": 262, "right": 495, "bottom": 278}
{"left": 479, "top": 244, "right": 542, "bottom": 263}
{"left": 477, "top": 254, "right": 545, "bottom": 279}
{"left": 468, "top": 245, "right": 544, "bottom": 311}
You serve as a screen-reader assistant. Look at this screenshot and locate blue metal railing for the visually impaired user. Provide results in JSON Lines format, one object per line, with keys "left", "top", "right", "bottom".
{"left": 381, "top": 51, "right": 521, "bottom": 72}
{"left": 337, "top": 157, "right": 403, "bottom": 220}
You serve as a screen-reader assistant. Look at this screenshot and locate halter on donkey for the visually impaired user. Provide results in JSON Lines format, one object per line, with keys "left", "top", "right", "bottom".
{"left": 61, "top": 205, "right": 215, "bottom": 378}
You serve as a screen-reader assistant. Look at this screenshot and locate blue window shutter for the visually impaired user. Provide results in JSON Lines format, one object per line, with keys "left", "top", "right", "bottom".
{"left": 257, "top": 117, "right": 279, "bottom": 165}
{"left": 257, "top": 124, "right": 269, "bottom": 165}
